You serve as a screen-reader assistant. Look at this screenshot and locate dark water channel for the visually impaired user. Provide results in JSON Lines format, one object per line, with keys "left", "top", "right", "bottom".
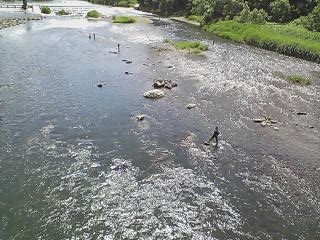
{"left": 1, "top": 3, "right": 320, "bottom": 239}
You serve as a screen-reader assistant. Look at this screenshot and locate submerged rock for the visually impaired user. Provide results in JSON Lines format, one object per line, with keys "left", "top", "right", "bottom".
{"left": 186, "top": 103, "right": 196, "bottom": 109}
{"left": 143, "top": 89, "right": 165, "bottom": 99}
{"left": 97, "top": 83, "right": 104, "bottom": 88}
{"left": 136, "top": 115, "right": 145, "bottom": 121}
{"left": 253, "top": 118, "right": 264, "bottom": 123}
{"left": 260, "top": 122, "right": 267, "bottom": 127}
{"left": 296, "top": 112, "right": 307, "bottom": 115}
{"left": 254, "top": 116, "right": 278, "bottom": 127}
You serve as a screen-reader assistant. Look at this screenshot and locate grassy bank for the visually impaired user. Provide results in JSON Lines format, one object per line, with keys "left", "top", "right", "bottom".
{"left": 172, "top": 41, "right": 208, "bottom": 54}
{"left": 273, "top": 72, "right": 312, "bottom": 86}
{"left": 170, "top": 17, "right": 201, "bottom": 26}
{"left": 112, "top": 16, "right": 136, "bottom": 23}
{"left": 203, "top": 20, "right": 320, "bottom": 63}
{"left": 57, "top": 9, "right": 70, "bottom": 16}
{"left": 41, "top": 6, "right": 51, "bottom": 14}
{"left": 87, "top": 10, "right": 101, "bottom": 18}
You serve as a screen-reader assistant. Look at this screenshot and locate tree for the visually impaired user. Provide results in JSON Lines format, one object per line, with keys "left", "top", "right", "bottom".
{"left": 250, "top": 8, "right": 268, "bottom": 23}
{"left": 223, "top": 0, "right": 245, "bottom": 19}
{"left": 269, "top": 0, "right": 293, "bottom": 22}
{"left": 309, "top": 4, "right": 320, "bottom": 31}
{"left": 238, "top": 3, "right": 250, "bottom": 22}
{"left": 289, "top": 0, "right": 319, "bottom": 15}
{"left": 237, "top": 4, "right": 268, "bottom": 24}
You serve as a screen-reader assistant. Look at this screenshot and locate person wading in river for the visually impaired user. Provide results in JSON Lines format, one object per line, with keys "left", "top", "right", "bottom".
{"left": 117, "top": 43, "right": 120, "bottom": 53}
{"left": 204, "top": 127, "right": 220, "bottom": 146}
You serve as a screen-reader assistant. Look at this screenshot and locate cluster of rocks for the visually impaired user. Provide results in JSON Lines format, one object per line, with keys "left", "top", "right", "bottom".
{"left": 152, "top": 79, "right": 177, "bottom": 90}
{"left": 253, "top": 116, "right": 278, "bottom": 129}
{"left": 143, "top": 79, "right": 178, "bottom": 99}
{"left": 0, "top": 15, "right": 42, "bottom": 30}
{"left": 122, "top": 59, "right": 132, "bottom": 64}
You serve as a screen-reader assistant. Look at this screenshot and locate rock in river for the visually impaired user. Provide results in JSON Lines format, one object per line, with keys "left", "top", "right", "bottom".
{"left": 143, "top": 89, "right": 165, "bottom": 99}
{"left": 186, "top": 103, "right": 196, "bottom": 109}
{"left": 136, "top": 115, "right": 145, "bottom": 121}
{"left": 296, "top": 112, "right": 307, "bottom": 115}
{"left": 253, "top": 118, "right": 264, "bottom": 123}
{"left": 153, "top": 80, "right": 165, "bottom": 88}
{"left": 153, "top": 79, "right": 177, "bottom": 89}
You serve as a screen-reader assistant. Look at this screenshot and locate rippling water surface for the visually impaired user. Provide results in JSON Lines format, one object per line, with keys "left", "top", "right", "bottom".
{"left": 1, "top": 1, "right": 320, "bottom": 239}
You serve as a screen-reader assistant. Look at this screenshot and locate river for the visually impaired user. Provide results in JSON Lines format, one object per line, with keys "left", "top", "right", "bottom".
{"left": 0, "top": 1, "right": 320, "bottom": 239}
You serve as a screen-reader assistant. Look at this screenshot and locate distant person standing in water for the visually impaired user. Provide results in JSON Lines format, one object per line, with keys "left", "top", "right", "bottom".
{"left": 89, "top": 34, "right": 91, "bottom": 39}
{"left": 204, "top": 127, "right": 220, "bottom": 146}
{"left": 93, "top": 32, "right": 96, "bottom": 39}
{"left": 117, "top": 43, "right": 120, "bottom": 53}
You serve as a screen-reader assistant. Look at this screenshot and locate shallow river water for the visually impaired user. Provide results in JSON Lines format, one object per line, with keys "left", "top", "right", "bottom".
{"left": 1, "top": 1, "right": 320, "bottom": 239}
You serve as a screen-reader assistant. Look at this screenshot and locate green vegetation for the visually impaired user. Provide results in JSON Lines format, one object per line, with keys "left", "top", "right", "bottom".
{"left": 87, "top": 0, "right": 137, "bottom": 7}
{"left": 139, "top": 0, "right": 319, "bottom": 25}
{"left": 87, "top": 10, "right": 101, "bottom": 18}
{"left": 173, "top": 41, "right": 208, "bottom": 53}
{"left": 292, "top": 5, "right": 320, "bottom": 32}
{"left": 187, "top": 15, "right": 203, "bottom": 23}
{"left": 41, "top": 6, "right": 51, "bottom": 14}
{"left": 204, "top": 20, "right": 320, "bottom": 63}
{"left": 273, "top": 72, "right": 312, "bottom": 86}
{"left": 137, "top": 0, "right": 320, "bottom": 62}
{"left": 57, "top": 9, "right": 70, "bottom": 16}
{"left": 112, "top": 16, "right": 136, "bottom": 23}
{"left": 237, "top": 4, "right": 268, "bottom": 24}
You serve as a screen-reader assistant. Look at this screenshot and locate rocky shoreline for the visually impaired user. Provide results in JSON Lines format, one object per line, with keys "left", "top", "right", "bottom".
{"left": 0, "top": 14, "right": 42, "bottom": 30}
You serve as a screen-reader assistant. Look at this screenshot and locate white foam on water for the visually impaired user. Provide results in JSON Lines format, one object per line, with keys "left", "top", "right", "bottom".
{"left": 168, "top": 42, "right": 320, "bottom": 110}
{"left": 42, "top": 152, "right": 245, "bottom": 239}
{"left": 109, "top": 24, "right": 164, "bottom": 45}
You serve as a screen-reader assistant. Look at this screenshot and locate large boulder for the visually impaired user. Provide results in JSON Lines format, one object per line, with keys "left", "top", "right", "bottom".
{"left": 143, "top": 89, "right": 165, "bottom": 99}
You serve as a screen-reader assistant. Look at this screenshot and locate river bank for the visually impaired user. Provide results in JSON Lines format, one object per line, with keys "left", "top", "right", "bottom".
{"left": 0, "top": 14, "right": 42, "bottom": 29}
{"left": 203, "top": 20, "right": 320, "bottom": 64}
{"left": 136, "top": 6, "right": 320, "bottom": 63}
